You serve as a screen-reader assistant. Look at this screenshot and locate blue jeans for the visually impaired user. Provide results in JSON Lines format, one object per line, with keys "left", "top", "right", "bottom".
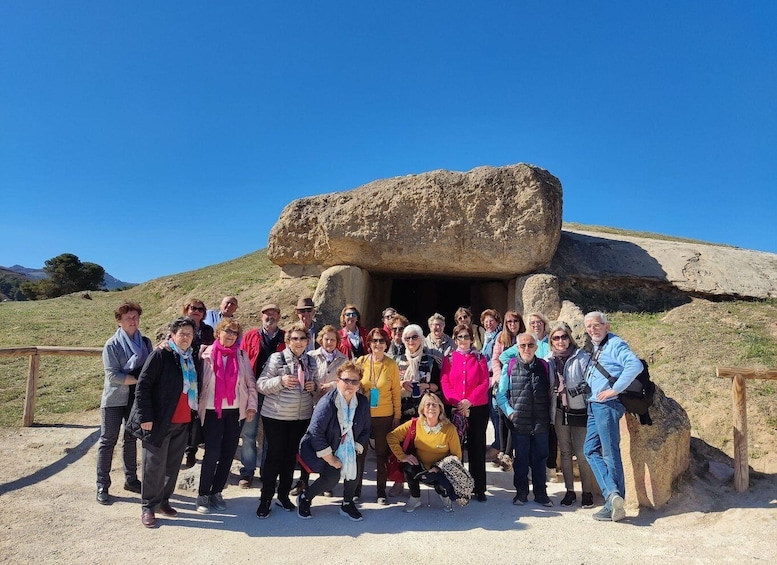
{"left": 512, "top": 432, "right": 549, "bottom": 498}
{"left": 239, "top": 413, "right": 265, "bottom": 478}
{"left": 584, "top": 399, "right": 626, "bottom": 507}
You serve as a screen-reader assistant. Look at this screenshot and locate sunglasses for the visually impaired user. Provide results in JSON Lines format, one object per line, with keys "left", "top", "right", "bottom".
{"left": 297, "top": 308, "right": 314, "bottom": 313}
{"left": 371, "top": 338, "right": 387, "bottom": 344}
{"left": 505, "top": 319, "right": 520, "bottom": 324}
{"left": 187, "top": 305, "right": 206, "bottom": 312}
{"left": 223, "top": 328, "right": 239, "bottom": 336}
{"left": 456, "top": 334, "right": 472, "bottom": 340}
{"left": 344, "top": 312, "right": 359, "bottom": 318}
{"left": 338, "top": 377, "right": 361, "bottom": 386}
{"left": 404, "top": 335, "right": 420, "bottom": 341}
{"left": 551, "top": 334, "right": 569, "bottom": 342}
{"left": 289, "top": 336, "right": 309, "bottom": 342}
{"left": 518, "top": 343, "right": 537, "bottom": 349}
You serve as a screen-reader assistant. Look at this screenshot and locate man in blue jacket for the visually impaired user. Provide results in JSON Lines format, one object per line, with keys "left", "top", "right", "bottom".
{"left": 583, "top": 311, "right": 642, "bottom": 523}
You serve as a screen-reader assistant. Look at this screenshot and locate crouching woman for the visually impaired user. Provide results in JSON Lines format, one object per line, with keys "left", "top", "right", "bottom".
{"left": 297, "top": 362, "right": 371, "bottom": 521}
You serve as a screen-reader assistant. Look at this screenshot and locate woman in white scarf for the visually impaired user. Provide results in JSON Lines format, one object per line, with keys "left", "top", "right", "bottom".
{"left": 297, "top": 362, "right": 372, "bottom": 521}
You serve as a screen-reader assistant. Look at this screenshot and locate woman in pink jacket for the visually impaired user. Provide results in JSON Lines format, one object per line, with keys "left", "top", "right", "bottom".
{"left": 441, "top": 323, "right": 490, "bottom": 502}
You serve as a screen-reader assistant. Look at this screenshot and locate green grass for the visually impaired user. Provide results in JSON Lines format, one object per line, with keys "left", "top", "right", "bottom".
{"left": 563, "top": 222, "right": 733, "bottom": 248}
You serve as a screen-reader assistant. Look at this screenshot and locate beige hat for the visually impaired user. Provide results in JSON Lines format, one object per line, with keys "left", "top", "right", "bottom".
{"left": 261, "top": 303, "right": 280, "bottom": 313}
{"left": 295, "top": 297, "right": 315, "bottom": 310}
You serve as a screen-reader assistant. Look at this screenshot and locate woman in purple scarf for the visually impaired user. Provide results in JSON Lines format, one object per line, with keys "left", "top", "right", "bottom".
{"left": 195, "top": 318, "right": 258, "bottom": 514}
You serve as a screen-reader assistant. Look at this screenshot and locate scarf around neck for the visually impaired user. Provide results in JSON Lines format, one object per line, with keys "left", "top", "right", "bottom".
{"left": 403, "top": 346, "right": 425, "bottom": 382}
{"left": 116, "top": 327, "right": 150, "bottom": 373}
{"left": 169, "top": 339, "right": 198, "bottom": 411}
{"left": 334, "top": 390, "right": 358, "bottom": 481}
{"left": 211, "top": 339, "right": 239, "bottom": 418}
{"left": 551, "top": 345, "right": 575, "bottom": 407}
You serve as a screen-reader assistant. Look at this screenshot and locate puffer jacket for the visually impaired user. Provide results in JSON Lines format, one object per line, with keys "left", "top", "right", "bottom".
{"left": 257, "top": 348, "right": 319, "bottom": 421}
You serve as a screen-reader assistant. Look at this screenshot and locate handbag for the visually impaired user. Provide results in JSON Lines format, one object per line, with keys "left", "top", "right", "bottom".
{"left": 386, "top": 418, "right": 417, "bottom": 482}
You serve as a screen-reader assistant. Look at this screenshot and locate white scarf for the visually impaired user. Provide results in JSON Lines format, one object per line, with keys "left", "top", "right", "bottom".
{"left": 334, "top": 391, "right": 358, "bottom": 481}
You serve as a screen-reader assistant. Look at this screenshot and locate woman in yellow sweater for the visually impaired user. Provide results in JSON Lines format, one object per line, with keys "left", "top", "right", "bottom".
{"left": 388, "top": 392, "right": 462, "bottom": 512}
{"left": 356, "top": 328, "right": 401, "bottom": 504}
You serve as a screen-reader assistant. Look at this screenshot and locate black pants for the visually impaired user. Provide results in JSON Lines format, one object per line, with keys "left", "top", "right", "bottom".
{"left": 466, "top": 404, "right": 489, "bottom": 495}
{"left": 184, "top": 409, "right": 202, "bottom": 458}
{"left": 260, "top": 416, "right": 309, "bottom": 503}
{"left": 141, "top": 423, "right": 188, "bottom": 511}
{"left": 198, "top": 409, "right": 241, "bottom": 496}
{"left": 547, "top": 424, "right": 558, "bottom": 469}
{"left": 307, "top": 462, "right": 357, "bottom": 503}
{"left": 403, "top": 463, "right": 456, "bottom": 499}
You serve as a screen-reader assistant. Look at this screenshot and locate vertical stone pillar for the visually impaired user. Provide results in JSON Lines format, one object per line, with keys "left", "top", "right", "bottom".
{"left": 313, "top": 265, "right": 371, "bottom": 327}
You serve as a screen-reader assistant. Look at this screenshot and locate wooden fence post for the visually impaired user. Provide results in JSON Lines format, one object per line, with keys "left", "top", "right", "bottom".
{"left": 23, "top": 352, "right": 40, "bottom": 427}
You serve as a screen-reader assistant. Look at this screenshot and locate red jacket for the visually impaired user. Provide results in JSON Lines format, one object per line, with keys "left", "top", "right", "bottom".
{"left": 441, "top": 349, "right": 490, "bottom": 407}
{"left": 337, "top": 326, "right": 371, "bottom": 360}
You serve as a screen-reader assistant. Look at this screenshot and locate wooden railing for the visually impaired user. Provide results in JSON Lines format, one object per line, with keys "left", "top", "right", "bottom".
{"left": 0, "top": 346, "right": 103, "bottom": 426}
{"left": 715, "top": 367, "right": 777, "bottom": 492}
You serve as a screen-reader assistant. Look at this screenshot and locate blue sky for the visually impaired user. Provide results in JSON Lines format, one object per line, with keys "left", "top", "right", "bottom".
{"left": 2, "top": 2, "right": 775, "bottom": 284}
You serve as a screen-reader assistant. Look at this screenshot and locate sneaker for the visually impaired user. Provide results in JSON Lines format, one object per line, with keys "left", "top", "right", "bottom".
{"left": 610, "top": 494, "right": 626, "bottom": 522}
{"left": 256, "top": 499, "right": 272, "bottom": 519}
{"left": 474, "top": 492, "right": 488, "bottom": 503}
{"left": 512, "top": 493, "right": 527, "bottom": 506}
{"left": 238, "top": 476, "right": 253, "bottom": 489}
{"left": 535, "top": 495, "right": 553, "bottom": 507}
{"left": 123, "top": 479, "right": 142, "bottom": 494}
{"left": 297, "top": 493, "right": 312, "bottom": 519}
{"left": 592, "top": 506, "right": 612, "bottom": 521}
{"left": 340, "top": 501, "right": 363, "bottom": 521}
{"left": 403, "top": 496, "right": 422, "bottom": 513}
{"left": 388, "top": 482, "right": 404, "bottom": 497}
{"left": 376, "top": 497, "right": 387, "bottom": 505}
{"left": 546, "top": 467, "right": 559, "bottom": 483}
{"left": 289, "top": 480, "right": 306, "bottom": 497}
{"left": 275, "top": 497, "right": 296, "bottom": 512}
{"left": 196, "top": 495, "right": 211, "bottom": 514}
{"left": 560, "top": 491, "right": 577, "bottom": 506}
{"left": 323, "top": 490, "right": 334, "bottom": 497}
{"left": 581, "top": 492, "right": 594, "bottom": 508}
{"left": 439, "top": 494, "right": 454, "bottom": 513}
{"left": 210, "top": 492, "right": 227, "bottom": 511}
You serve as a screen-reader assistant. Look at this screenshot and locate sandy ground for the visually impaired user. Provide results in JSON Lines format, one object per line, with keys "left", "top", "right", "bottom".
{"left": 0, "top": 412, "right": 775, "bottom": 565}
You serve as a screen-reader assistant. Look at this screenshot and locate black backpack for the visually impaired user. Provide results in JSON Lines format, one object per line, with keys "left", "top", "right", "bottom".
{"left": 593, "top": 357, "right": 655, "bottom": 425}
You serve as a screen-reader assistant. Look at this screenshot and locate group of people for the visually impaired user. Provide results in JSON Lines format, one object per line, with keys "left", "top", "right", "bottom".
{"left": 97, "top": 295, "right": 643, "bottom": 527}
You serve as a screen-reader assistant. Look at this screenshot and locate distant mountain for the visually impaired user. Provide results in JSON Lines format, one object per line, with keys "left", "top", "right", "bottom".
{"left": 2, "top": 265, "right": 135, "bottom": 291}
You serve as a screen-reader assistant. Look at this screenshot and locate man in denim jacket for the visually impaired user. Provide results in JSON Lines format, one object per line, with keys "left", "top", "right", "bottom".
{"left": 583, "top": 311, "right": 642, "bottom": 522}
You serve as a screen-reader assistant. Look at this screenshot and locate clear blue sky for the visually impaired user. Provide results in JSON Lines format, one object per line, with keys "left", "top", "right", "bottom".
{"left": 2, "top": 2, "right": 775, "bottom": 284}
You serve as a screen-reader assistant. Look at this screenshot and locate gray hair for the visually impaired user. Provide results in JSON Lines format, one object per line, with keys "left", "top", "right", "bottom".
{"left": 584, "top": 311, "right": 608, "bottom": 325}
{"left": 403, "top": 324, "right": 424, "bottom": 340}
{"left": 428, "top": 312, "right": 445, "bottom": 326}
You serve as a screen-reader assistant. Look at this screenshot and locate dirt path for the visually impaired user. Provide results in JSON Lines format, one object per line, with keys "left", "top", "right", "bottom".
{"left": 0, "top": 412, "right": 775, "bottom": 564}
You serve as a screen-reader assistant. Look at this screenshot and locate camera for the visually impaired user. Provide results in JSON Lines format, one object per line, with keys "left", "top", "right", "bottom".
{"left": 567, "top": 382, "right": 591, "bottom": 398}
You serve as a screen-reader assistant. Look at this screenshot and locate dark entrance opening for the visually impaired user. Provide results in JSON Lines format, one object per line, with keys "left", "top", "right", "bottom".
{"left": 370, "top": 275, "right": 509, "bottom": 331}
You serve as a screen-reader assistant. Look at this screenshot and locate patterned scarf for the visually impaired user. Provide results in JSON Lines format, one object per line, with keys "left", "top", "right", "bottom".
{"left": 211, "top": 339, "right": 239, "bottom": 418}
{"left": 115, "top": 327, "right": 150, "bottom": 373}
{"left": 334, "top": 390, "right": 358, "bottom": 481}
{"left": 551, "top": 345, "right": 575, "bottom": 408}
{"left": 169, "top": 339, "right": 198, "bottom": 410}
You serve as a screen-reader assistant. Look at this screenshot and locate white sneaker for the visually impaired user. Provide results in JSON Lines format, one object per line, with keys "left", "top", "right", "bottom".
{"left": 610, "top": 494, "right": 626, "bottom": 522}
{"left": 403, "top": 496, "right": 422, "bottom": 513}
{"left": 195, "top": 495, "right": 211, "bottom": 514}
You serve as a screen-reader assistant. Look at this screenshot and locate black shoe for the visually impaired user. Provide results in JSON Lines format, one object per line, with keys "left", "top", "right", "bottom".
{"left": 512, "top": 493, "right": 527, "bottom": 506}
{"left": 123, "top": 479, "right": 142, "bottom": 494}
{"left": 535, "top": 494, "right": 553, "bottom": 507}
{"left": 475, "top": 492, "right": 487, "bottom": 502}
{"left": 275, "top": 497, "right": 296, "bottom": 511}
{"left": 256, "top": 499, "right": 272, "bottom": 519}
{"left": 297, "top": 493, "right": 312, "bottom": 519}
{"left": 561, "top": 490, "right": 577, "bottom": 506}
{"left": 581, "top": 492, "right": 594, "bottom": 508}
{"left": 183, "top": 452, "right": 196, "bottom": 469}
{"left": 339, "top": 501, "right": 363, "bottom": 521}
{"left": 96, "top": 487, "right": 109, "bottom": 505}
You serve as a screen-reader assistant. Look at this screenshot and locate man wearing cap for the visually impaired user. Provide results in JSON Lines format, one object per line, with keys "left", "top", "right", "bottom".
{"left": 295, "top": 297, "right": 318, "bottom": 353}
{"left": 238, "top": 303, "right": 286, "bottom": 488}
{"left": 204, "top": 295, "right": 238, "bottom": 329}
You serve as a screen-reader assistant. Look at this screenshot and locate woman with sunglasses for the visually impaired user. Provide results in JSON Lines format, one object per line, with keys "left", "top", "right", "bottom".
{"left": 195, "top": 318, "right": 257, "bottom": 514}
{"left": 490, "top": 311, "right": 525, "bottom": 468}
{"left": 454, "top": 307, "right": 486, "bottom": 351}
{"left": 297, "top": 362, "right": 372, "bottom": 521}
{"left": 179, "top": 298, "right": 215, "bottom": 468}
{"left": 255, "top": 323, "right": 319, "bottom": 519}
{"left": 337, "top": 304, "right": 371, "bottom": 360}
{"left": 547, "top": 321, "right": 596, "bottom": 508}
{"left": 441, "top": 324, "right": 490, "bottom": 502}
{"left": 355, "top": 328, "right": 401, "bottom": 504}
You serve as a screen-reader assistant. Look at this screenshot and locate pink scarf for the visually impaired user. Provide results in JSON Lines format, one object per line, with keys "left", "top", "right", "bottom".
{"left": 211, "top": 339, "right": 239, "bottom": 418}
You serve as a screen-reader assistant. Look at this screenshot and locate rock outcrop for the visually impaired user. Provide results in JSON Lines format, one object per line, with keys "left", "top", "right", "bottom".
{"left": 268, "top": 164, "right": 563, "bottom": 278}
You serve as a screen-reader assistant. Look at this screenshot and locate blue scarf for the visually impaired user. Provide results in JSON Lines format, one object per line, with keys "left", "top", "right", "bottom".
{"left": 169, "top": 339, "right": 198, "bottom": 410}
{"left": 115, "top": 328, "right": 150, "bottom": 373}
{"left": 334, "top": 391, "right": 358, "bottom": 481}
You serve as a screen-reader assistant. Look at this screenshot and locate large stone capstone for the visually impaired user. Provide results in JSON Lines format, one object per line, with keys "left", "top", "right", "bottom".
{"left": 268, "top": 163, "right": 563, "bottom": 278}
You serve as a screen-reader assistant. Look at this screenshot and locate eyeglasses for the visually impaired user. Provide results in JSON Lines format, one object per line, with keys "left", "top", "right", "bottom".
{"left": 404, "top": 335, "right": 420, "bottom": 341}
{"left": 456, "top": 334, "right": 472, "bottom": 340}
{"left": 391, "top": 327, "right": 406, "bottom": 333}
{"left": 518, "top": 343, "right": 537, "bottom": 349}
{"left": 551, "top": 334, "right": 569, "bottom": 342}
{"left": 223, "top": 328, "right": 239, "bottom": 336}
{"left": 187, "top": 305, "right": 205, "bottom": 312}
{"left": 371, "top": 338, "right": 387, "bottom": 344}
{"left": 297, "top": 308, "right": 313, "bottom": 313}
{"left": 457, "top": 315, "right": 470, "bottom": 320}
{"left": 289, "top": 336, "right": 309, "bottom": 342}
{"left": 344, "top": 312, "right": 358, "bottom": 318}
{"left": 176, "top": 332, "right": 194, "bottom": 339}
{"left": 338, "top": 377, "right": 361, "bottom": 386}
{"left": 529, "top": 320, "right": 544, "bottom": 326}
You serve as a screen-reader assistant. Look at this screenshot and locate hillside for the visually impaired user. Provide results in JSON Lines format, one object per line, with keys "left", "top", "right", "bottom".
{"left": 0, "top": 246, "right": 776, "bottom": 474}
